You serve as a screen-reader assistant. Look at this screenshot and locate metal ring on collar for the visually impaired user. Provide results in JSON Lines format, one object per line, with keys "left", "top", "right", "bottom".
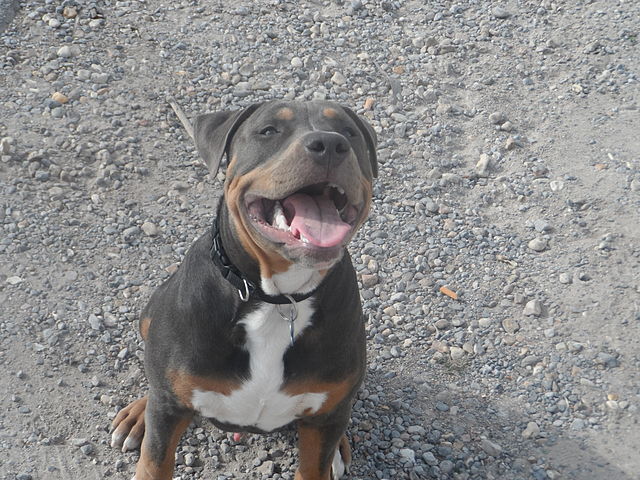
{"left": 238, "top": 279, "right": 251, "bottom": 302}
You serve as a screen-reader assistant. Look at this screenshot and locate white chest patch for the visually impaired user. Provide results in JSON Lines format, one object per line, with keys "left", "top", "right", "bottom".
{"left": 191, "top": 300, "right": 326, "bottom": 431}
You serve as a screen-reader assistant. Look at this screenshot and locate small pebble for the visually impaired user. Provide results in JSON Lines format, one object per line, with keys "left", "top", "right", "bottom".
{"left": 57, "top": 46, "right": 74, "bottom": 58}
{"left": 493, "top": 7, "right": 511, "bottom": 19}
{"left": 141, "top": 221, "right": 160, "bottom": 236}
{"left": 52, "top": 92, "right": 69, "bottom": 104}
{"left": 80, "top": 444, "right": 94, "bottom": 455}
{"left": 528, "top": 238, "right": 548, "bottom": 252}
{"left": 489, "top": 111, "right": 507, "bottom": 124}
{"left": 450, "top": 346, "right": 465, "bottom": 360}
{"left": 480, "top": 438, "right": 503, "bottom": 456}
{"left": 522, "top": 421, "right": 541, "bottom": 439}
{"left": 476, "top": 154, "right": 491, "bottom": 177}
{"left": 523, "top": 299, "right": 543, "bottom": 316}
{"left": 558, "top": 273, "right": 572, "bottom": 284}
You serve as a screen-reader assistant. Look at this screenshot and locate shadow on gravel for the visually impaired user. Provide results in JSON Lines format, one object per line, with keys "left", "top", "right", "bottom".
{"left": 0, "top": 0, "right": 19, "bottom": 33}
{"left": 348, "top": 370, "right": 635, "bottom": 480}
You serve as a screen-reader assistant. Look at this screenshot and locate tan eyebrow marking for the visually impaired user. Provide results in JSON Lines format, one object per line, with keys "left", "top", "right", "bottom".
{"left": 276, "top": 107, "right": 295, "bottom": 120}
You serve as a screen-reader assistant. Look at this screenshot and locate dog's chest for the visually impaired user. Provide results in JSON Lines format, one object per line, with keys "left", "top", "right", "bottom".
{"left": 190, "top": 301, "right": 325, "bottom": 431}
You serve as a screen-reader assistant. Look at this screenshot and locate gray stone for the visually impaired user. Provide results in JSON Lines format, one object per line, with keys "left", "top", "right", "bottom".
{"left": 184, "top": 453, "right": 196, "bottom": 467}
{"left": 493, "top": 7, "right": 511, "bottom": 19}
{"left": 331, "top": 71, "right": 346, "bottom": 85}
{"left": 122, "top": 226, "right": 140, "bottom": 242}
{"left": 528, "top": 238, "right": 548, "bottom": 252}
{"left": 141, "top": 221, "right": 160, "bottom": 237}
{"left": 57, "top": 45, "right": 74, "bottom": 58}
{"left": 522, "top": 421, "right": 541, "bottom": 439}
{"left": 77, "top": 69, "right": 91, "bottom": 81}
{"left": 257, "top": 460, "right": 274, "bottom": 475}
{"left": 80, "top": 444, "right": 94, "bottom": 455}
{"left": 450, "top": 346, "right": 465, "bottom": 360}
{"left": 440, "top": 459, "right": 454, "bottom": 473}
{"left": 51, "top": 107, "right": 64, "bottom": 119}
{"left": 502, "top": 318, "right": 520, "bottom": 334}
{"left": 521, "top": 355, "right": 540, "bottom": 367}
{"left": 70, "top": 437, "right": 89, "bottom": 446}
{"left": 533, "top": 219, "right": 551, "bottom": 232}
{"left": 48, "top": 186, "right": 65, "bottom": 200}
{"left": 91, "top": 72, "right": 109, "bottom": 84}
{"left": 399, "top": 448, "right": 416, "bottom": 463}
{"left": 550, "top": 180, "right": 564, "bottom": 191}
{"left": 570, "top": 418, "right": 586, "bottom": 431}
{"left": 0, "top": 137, "right": 13, "bottom": 155}
{"left": 480, "top": 438, "right": 503, "bottom": 456}
{"left": 89, "top": 314, "right": 102, "bottom": 330}
{"left": 558, "top": 273, "right": 572, "bottom": 284}
{"left": 596, "top": 352, "right": 619, "bottom": 368}
{"left": 523, "top": 299, "right": 543, "bottom": 316}
{"left": 489, "top": 111, "right": 507, "bottom": 125}
{"left": 476, "top": 154, "right": 491, "bottom": 177}
{"left": 422, "top": 451, "right": 438, "bottom": 466}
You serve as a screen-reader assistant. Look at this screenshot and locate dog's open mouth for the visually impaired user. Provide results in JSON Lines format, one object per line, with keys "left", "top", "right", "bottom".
{"left": 245, "top": 183, "right": 359, "bottom": 249}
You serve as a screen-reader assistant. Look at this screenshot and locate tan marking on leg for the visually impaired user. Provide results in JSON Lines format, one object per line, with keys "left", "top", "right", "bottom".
{"left": 295, "top": 423, "right": 332, "bottom": 480}
{"left": 167, "top": 369, "right": 240, "bottom": 408}
{"left": 140, "top": 317, "right": 152, "bottom": 341}
{"left": 338, "top": 434, "right": 352, "bottom": 470}
{"left": 322, "top": 108, "right": 339, "bottom": 119}
{"left": 135, "top": 416, "right": 191, "bottom": 480}
{"left": 283, "top": 378, "right": 355, "bottom": 417}
{"left": 276, "top": 107, "right": 295, "bottom": 121}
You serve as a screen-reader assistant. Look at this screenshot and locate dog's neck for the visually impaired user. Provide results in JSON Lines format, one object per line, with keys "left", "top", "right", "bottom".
{"left": 260, "top": 264, "right": 323, "bottom": 297}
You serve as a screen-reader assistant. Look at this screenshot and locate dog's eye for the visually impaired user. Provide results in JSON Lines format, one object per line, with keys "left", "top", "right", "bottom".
{"left": 343, "top": 127, "right": 357, "bottom": 137}
{"left": 259, "top": 126, "right": 278, "bottom": 136}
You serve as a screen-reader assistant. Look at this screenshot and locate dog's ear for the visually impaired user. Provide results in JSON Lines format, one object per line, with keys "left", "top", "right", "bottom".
{"left": 193, "top": 103, "right": 262, "bottom": 176}
{"left": 341, "top": 106, "right": 378, "bottom": 178}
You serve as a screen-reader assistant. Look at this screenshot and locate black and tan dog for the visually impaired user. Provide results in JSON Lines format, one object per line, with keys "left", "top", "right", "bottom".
{"left": 110, "top": 100, "right": 377, "bottom": 479}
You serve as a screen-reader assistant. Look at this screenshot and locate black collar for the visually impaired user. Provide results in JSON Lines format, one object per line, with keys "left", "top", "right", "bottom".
{"left": 210, "top": 217, "right": 318, "bottom": 305}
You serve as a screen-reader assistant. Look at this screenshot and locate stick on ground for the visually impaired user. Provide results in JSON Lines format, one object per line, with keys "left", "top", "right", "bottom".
{"left": 169, "top": 101, "right": 194, "bottom": 141}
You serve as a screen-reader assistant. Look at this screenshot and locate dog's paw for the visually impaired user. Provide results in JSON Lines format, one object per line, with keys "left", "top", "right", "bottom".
{"left": 331, "top": 451, "right": 345, "bottom": 479}
{"left": 331, "top": 435, "right": 352, "bottom": 479}
{"left": 110, "top": 397, "right": 147, "bottom": 452}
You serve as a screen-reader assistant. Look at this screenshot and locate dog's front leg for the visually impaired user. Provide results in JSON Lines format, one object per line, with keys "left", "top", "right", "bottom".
{"left": 295, "top": 415, "right": 352, "bottom": 480}
{"left": 133, "top": 394, "right": 193, "bottom": 480}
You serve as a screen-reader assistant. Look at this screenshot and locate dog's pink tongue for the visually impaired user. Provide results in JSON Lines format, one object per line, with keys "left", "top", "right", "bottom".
{"left": 283, "top": 193, "right": 351, "bottom": 248}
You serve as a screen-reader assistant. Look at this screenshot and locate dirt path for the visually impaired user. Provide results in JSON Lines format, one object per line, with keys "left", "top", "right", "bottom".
{"left": 1, "top": 1, "right": 638, "bottom": 479}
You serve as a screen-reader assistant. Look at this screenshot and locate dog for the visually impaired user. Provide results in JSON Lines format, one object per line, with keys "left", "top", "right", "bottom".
{"left": 110, "top": 100, "right": 378, "bottom": 480}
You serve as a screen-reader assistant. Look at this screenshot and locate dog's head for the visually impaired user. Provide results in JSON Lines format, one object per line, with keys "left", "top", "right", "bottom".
{"left": 194, "top": 100, "right": 377, "bottom": 277}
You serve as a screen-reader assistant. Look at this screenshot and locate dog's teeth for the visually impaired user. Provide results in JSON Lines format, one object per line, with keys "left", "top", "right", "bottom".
{"left": 300, "top": 234, "right": 310, "bottom": 244}
{"left": 273, "top": 201, "right": 289, "bottom": 231}
{"left": 327, "top": 184, "right": 345, "bottom": 196}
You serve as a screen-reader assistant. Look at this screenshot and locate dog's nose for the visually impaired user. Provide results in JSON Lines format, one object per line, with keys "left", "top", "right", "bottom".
{"left": 303, "top": 132, "right": 350, "bottom": 165}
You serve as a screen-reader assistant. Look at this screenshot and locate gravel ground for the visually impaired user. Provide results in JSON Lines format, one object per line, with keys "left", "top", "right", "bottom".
{"left": 1, "top": 1, "right": 639, "bottom": 479}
